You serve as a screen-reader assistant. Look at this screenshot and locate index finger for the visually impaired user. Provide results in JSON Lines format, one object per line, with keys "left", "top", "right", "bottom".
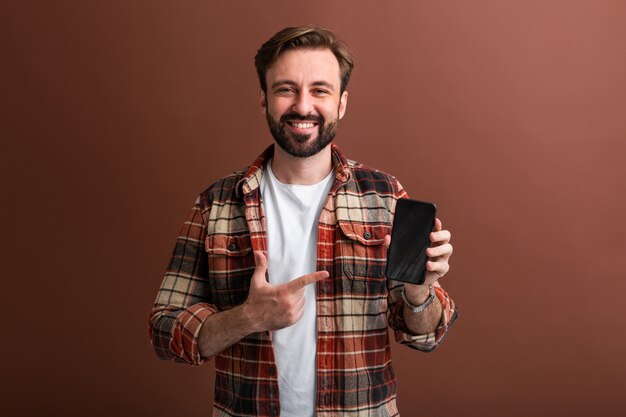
{"left": 430, "top": 218, "right": 447, "bottom": 246}
{"left": 285, "top": 270, "right": 329, "bottom": 292}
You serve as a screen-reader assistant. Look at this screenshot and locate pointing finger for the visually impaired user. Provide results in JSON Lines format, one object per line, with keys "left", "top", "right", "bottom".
{"left": 285, "top": 270, "right": 329, "bottom": 293}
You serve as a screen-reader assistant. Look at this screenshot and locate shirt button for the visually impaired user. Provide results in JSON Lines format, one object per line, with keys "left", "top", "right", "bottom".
{"left": 227, "top": 243, "right": 237, "bottom": 251}
{"left": 267, "top": 366, "right": 275, "bottom": 376}
{"left": 363, "top": 231, "right": 372, "bottom": 239}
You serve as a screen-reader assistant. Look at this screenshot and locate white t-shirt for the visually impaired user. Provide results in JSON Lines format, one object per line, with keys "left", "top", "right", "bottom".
{"left": 260, "top": 160, "right": 334, "bottom": 417}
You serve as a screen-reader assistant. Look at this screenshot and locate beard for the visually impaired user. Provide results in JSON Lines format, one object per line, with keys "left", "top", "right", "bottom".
{"left": 266, "top": 109, "right": 339, "bottom": 158}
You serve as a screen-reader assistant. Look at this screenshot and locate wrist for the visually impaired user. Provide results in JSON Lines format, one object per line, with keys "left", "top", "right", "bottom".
{"left": 238, "top": 302, "right": 262, "bottom": 334}
{"left": 402, "top": 284, "right": 435, "bottom": 314}
{"left": 403, "top": 284, "right": 430, "bottom": 305}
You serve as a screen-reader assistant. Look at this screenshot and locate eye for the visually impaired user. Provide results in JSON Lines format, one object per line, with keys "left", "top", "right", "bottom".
{"left": 275, "top": 87, "right": 296, "bottom": 94}
{"left": 312, "top": 89, "right": 329, "bottom": 96}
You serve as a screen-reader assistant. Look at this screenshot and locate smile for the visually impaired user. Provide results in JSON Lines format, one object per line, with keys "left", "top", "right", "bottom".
{"left": 287, "top": 121, "right": 317, "bottom": 129}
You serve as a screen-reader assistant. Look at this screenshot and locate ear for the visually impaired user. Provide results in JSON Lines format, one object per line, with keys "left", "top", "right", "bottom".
{"left": 338, "top": 90, "right": 349, "bottom": 119}
{"left": 259, "top": 89, "right": 267, "bottom": 114}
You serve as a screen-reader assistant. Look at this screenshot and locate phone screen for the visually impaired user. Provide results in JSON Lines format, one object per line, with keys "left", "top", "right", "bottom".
{"left": 385, "top": 198, "right": 437, "bottom": 285}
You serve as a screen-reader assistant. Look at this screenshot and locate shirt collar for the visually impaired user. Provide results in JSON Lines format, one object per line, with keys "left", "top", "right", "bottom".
{"left": 237, "top": 143, "right": 352, "bottom": 197}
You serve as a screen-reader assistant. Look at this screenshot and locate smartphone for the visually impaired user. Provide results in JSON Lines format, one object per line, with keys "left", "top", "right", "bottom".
{"left": 385, "top": 198, "right": 437, "bottom": 285}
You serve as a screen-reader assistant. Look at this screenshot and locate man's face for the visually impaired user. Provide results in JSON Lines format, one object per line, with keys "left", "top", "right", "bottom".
{"left": 261, "top": 48, "right": 348, "bottom": 158}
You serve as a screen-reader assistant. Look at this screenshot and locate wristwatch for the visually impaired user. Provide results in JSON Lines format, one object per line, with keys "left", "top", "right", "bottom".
{"left": 401, "top": 285, "right": 435, "bottom": 313}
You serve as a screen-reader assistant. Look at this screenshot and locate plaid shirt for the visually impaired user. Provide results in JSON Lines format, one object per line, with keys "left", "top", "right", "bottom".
{"left": 149, "top": 144, "right": 458, "bottom": 417}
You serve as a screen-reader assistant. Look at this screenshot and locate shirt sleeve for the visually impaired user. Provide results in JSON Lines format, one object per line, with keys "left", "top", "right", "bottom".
{"left": 388, "top": 282, "right": 458, "bottom": 351}
{"left": 386, "top": 178, "right": 459, "bottom": 352}
{"left": 148, "top": 196, "right": 218, "bottom": 365}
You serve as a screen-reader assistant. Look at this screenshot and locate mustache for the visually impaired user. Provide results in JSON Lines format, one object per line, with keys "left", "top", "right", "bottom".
{"left": 279, "top": 111, "right": 324, "bottom": 125}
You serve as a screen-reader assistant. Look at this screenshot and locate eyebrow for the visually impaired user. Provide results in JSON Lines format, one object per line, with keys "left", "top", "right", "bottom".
{"left": 271, "top": 80, "right": 336, "bottom": 91}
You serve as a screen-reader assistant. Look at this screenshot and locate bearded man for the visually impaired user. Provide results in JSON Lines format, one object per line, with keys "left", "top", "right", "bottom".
{"left": 149, "top": 25, "right": 458, "bottom": 417}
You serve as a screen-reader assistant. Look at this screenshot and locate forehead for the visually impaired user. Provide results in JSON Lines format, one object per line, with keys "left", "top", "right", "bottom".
{"left": 266, "top": 48, "right": 341, "bottom": 87}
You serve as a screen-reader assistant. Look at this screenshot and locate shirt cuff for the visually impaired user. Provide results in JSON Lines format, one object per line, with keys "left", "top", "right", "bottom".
{"left": 170, "top": 303, "right": 219, "bottom": 365}
{"left": 394, "top": 286, "right": 458, "bottom": 352}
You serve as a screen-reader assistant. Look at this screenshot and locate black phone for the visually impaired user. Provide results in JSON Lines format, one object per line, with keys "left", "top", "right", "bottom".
{"left": 385, "top": 198, "right": 437, "bottom": 285}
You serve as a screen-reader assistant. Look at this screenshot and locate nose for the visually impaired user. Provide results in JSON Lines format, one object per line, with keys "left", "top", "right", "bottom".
{"left": 292, "top": 92, "right": 313, "bottom": 116}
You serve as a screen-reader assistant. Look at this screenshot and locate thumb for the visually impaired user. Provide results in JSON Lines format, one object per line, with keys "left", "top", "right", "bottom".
{"left": 383, "top": 234, "right": 391, "bottom": 249}
{"left": 251, "top": 250, "right": 268, "bottom": 287}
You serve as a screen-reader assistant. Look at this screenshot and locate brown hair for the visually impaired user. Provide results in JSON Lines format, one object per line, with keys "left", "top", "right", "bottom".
{"left": 255, "top": 25, "right": 354, "bottom": 94}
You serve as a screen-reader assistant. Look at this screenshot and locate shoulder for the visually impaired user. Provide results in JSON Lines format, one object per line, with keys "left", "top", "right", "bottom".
{"left": 194, "top": 167, "right": 249, "bottom": 209}
{"left": 345, "top": 159, "right": 404, "bottom": 196}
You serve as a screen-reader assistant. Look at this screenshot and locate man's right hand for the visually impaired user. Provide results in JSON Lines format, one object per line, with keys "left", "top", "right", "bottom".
{"left": 244, "top": 250, "right": 329, "bottom": 332}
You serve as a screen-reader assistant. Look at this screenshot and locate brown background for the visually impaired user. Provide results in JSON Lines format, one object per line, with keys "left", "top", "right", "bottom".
{"left": 1, "top": 0, "right": 625, "bottom": 416}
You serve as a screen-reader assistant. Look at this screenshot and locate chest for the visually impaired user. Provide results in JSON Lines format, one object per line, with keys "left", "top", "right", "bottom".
{"left": 203, "top": 192, "right": 392, "bottom": 312}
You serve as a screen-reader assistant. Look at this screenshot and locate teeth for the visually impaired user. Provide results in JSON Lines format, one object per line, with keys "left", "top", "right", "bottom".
{"left": 292, "top": 122, "right": 315, "bottom": 129}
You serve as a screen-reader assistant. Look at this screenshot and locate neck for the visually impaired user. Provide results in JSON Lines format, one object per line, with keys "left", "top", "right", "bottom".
{"left": 270, "top": 144, "right": 333, "bottom": 185}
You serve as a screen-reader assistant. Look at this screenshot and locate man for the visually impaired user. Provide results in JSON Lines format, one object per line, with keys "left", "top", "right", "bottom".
{"left": 149, "top": 26, "right": 457, "bottom": 417}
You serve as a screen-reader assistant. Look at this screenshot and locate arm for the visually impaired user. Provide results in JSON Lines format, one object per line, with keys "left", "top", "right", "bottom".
{"left": 149, "top": 201, "right": 328, "bottom": 364}
{"left": 197, "top": 251, "right": 328, "bottom": 359}
{"left": 388, "top": 278, "right": 457, "bottom": 352}
{"left": 148, "top": 197, "right": 217, "bottom": 365}
{"left": 386, "top": 181, "right": 458, "bottom": 351}
{"left": 401, "top": 283, "right": 444, "bottom": 335}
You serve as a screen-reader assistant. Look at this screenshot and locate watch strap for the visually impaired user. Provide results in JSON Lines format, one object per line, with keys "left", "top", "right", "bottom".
{"left": 402, "top": 285, "right": 435, "bottom": 313}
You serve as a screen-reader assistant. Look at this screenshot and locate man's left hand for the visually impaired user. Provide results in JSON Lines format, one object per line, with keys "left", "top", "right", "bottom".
{"left": 384, "top": 218, "right": 453, "bottom": 303}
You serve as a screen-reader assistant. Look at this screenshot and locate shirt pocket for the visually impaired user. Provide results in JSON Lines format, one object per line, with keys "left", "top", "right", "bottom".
{"left": 337, "top": 221, "right": 390, "bottom": 281}
{"left": 336, "top": 221, "right": 391, "bottom": 325}
{"left": 205, "top": 234, "right": 254, "bottom": 309}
